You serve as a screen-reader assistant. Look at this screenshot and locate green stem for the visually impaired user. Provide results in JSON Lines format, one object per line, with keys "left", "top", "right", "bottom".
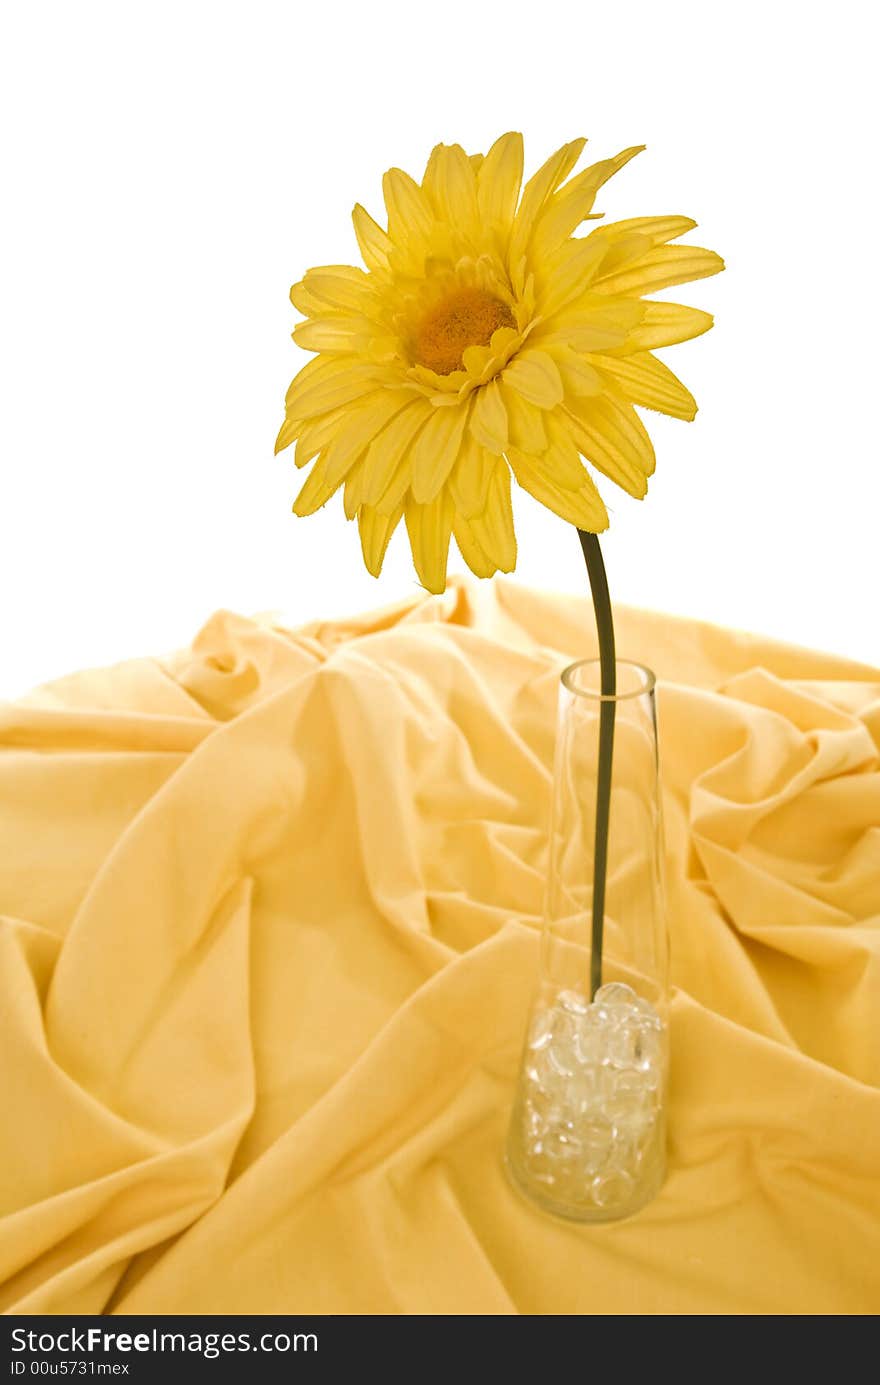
{"left": 577, "top": 529, "right": 616, "bottom": 1000}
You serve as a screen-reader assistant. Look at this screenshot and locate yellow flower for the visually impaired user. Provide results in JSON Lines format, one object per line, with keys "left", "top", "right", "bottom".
{"left": 276, "top": 135, "right": 723, "bottom": 593}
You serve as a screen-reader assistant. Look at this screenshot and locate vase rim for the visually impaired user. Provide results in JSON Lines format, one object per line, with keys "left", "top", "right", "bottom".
{"left": 560, "top": 658, "right": 656, "bottom": 702}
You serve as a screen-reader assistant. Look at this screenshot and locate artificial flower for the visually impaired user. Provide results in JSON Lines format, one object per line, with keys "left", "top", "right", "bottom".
{"left": 276, "top": 135, "right": 723, "bottom": 592}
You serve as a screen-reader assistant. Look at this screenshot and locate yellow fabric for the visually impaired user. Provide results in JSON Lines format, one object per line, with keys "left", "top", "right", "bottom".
{"left": 2, "top": 578, "right": 879, "bottom": 1316}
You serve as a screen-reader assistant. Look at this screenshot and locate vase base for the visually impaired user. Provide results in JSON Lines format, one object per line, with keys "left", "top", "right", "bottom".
{"left": 504, "top": 982, "right": 668, "bottom": 1223}
{"left": 503, "top": 1143, "right": 666, "bottom": 1224}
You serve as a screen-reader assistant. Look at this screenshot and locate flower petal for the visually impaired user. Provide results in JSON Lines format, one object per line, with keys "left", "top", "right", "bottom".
{"left": 382, "top": 167, "right": 434, "bottom": 247}
{"left": 592, "top": 214, "right": 697, "bottom": 247}
{"left": 405, "top": 490, "right": 454, "bottom": 593}
{"left": 561, "top": 323, "right": 631, "bottom": 353}
{"left": 296, "top": 265, "right": 376, "bottom": 313}
{"left": 290, "top": 405, "right": 355, "bottom": 468}
{"left": 469, "top": 461, "right": 517, "bottom": 572}
{"left": 282, "top": 355, "right": 349, "bottom": 416}
{"left": 538, "top": 413, "right": 592, "bottom": 488}
{"left": 359, "top": 503, "right": 403, "bottom": 577}
{"left": 617, "top": 301, "right": 714, "bottom": 352}
{"left": 352, "top": 203, "right": 392, "bottom": 273}
{"left": 590, "top": 351, "right": 697, "bottom": 421}
{"left": 470, "top": 380, "right": 508, "bottom": 454}
{"left": 292, "top": 315, "right": 377, "bottom": 353}
{"left": 411, "top": 401, "right": 471, "bottom": 504}
{"left": 323, "top": 391, "right": 412, "bottom": 487}
{"left": 288, "top": 282, "right": 331, "bottom": 316}
{"left": 422, "top": 143, "right": 479, "bottom": 232}
{"left": 594, "top": 244, "right": 725, "bottom": 297}
{"left": 564, "top": 395, "right": 655, "bottom": 498}
{"left": 535, "top": 237, "right": 607, "bottom": 318}
{"left": 501, "top": 384, "right": 548, "bottom": 452}
{"left": 509, "top": 138, "right": 587, "bottom": 265}
{"left": 460, "top": 343, "right": 492, "bottom": 377}
{"left": 449, "top": 433, "right": 495, "bottom": 517}
{"left": 508, "top": 451, "right": 608, "bottom": 531}
{"left": 551, "top": 347, "right": 603, "bottom": 398}
{"left": 375, "top": 457, "right": 413, "bottom": 516}
{"left": 532, "top": 298, "right": 642, "bottom": 353}
{"left": 476, "top": 132, "right": 524, "bottom": 230}
{"left": 502, "top": 349, "right": 564, "bottom": 408}
{"left": 343, "top": 460, "right": 366, "bottom": 519}
{"left": 532, "top": 146, "right": 644, "bottom": 257}
{"left": 453, "top": 514, "right": 497, "bottom": 579}
{"left": 275, "top": 414, "right": 300, "bottom": 456}
{"left": 360, "top": 399, "right": 432, "bottom": 505}
{"left": 293, "top": 455, "right": 340, "bottom": 516}
{"left": 287, "top": 364, "right": 395, "bottom": 428}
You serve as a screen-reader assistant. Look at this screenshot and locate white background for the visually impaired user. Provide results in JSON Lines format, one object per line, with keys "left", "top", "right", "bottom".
{"left": 1, "top": 0, "right": 877, "bottom": 697}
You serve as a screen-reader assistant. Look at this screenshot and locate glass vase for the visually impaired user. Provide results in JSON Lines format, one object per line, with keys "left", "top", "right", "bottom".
{"left": 506, "top": 659, "right": 669, "bottom": 1222}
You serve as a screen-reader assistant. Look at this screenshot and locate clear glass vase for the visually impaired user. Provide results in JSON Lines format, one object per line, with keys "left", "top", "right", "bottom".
{"left": 506, "top": 659, "right": 669, "bottom": 1222}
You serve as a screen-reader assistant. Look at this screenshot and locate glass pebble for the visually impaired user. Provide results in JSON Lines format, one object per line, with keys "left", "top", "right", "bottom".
{"left": 528, "top": 1010, "right": 555, "bottom": 1051}
{"left": 512, "top": 986, "right": 666, "bottom": 1214}
{"left": 631, "top": 995, "right": 664, "bottom": 1030}
{"left": 594, "top": 982, "right": 637, "bottom": 1008}
{"left": 557, "top": 989, "right": 589, "bottom": 1016}
{"left": 592, "top": 1169, "right": 635, "bottom": 1209}
{"left": 606, "top": 1023, "right": 639, "bottom": 1069}
{"left": 634, "top": 1028, "right": 662, "bottom": 1072}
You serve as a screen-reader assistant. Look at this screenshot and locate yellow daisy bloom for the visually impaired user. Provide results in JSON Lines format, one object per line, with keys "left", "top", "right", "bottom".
{"left": 276, "top": 134, "right": 723, "bottom": 593}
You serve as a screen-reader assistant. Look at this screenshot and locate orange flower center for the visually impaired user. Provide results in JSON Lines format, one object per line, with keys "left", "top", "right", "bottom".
{"left": 410, "top": 288, "right": 515, "bottom": 375}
